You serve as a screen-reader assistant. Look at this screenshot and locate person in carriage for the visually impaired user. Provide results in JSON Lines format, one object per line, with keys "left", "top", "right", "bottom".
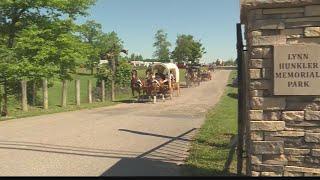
{"left": 154, "top": 72, "right": 163, "bottom": 86}
{"left": 169, "top": 70, "right": 176, "bottom": 83}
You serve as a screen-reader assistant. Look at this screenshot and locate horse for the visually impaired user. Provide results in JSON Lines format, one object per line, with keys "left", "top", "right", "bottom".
{"left": 131, "top": 70, "right": 144, "bottom": 97}
{"left": 186, "top": 69, "right": 200, "bottom": 87}
{"left": 200, "top": 70, "right": 212, "bottom": 81}
{"left": 144, "top": 72, "right": 170, "bottom": 99}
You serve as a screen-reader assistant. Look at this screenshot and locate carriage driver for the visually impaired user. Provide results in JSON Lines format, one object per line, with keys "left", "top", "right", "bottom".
{"left": 145, "top": 69, "right": 153, "bottom": 85}
{"left": 131, "top": 69, "right": 143, "bottom": 88}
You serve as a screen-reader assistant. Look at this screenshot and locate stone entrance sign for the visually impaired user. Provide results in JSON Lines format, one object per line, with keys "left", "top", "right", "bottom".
{"left": 241, "top": 0, "right": 320, "bottom": 177}
{"left": 274, "top": 45, "right": 320, "bottom": 95}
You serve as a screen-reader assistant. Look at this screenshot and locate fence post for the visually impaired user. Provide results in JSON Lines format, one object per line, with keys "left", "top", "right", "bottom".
{"left": 0, "top": 85, "right": 2, "bottom": 114}
{"left": 21, "top": 80, "right": 28, "bottom": 112}
{"left": 61, "top": 80, "right": 67, "bottom": 107}
{"left": 75, "top": 79, "right": 80, "bottom": 106}
{"left": 111, "top": 58, "right": 116, "bottom": 102}
{"left": 1, "top": 80, "right": 8, "bottom": 117}
{"left": 32, "top": 81, "right": 37, "bottom": 106}
{"left": 88, "top": 80, "right": 92, "bottom": 104}
{"left": 43, "top": 79, "right": 48, "bottom": 110}
{"left": 101, "top": 80, "right": 105, "bottom": 102}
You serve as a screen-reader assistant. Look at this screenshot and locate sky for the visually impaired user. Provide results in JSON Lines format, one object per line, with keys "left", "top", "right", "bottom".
{"left": 77, "top": 0, "right": 240, "bottom": 63}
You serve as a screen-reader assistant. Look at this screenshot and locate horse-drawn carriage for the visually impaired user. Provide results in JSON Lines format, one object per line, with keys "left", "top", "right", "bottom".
{"left": 185, "top": 65, "right": 201, "bottom": 87}
{"left": 131, "top": 63, "right": 180, "bottom": 102}
{"left": 199, "top": 69, "right": 213, "bottom": 81}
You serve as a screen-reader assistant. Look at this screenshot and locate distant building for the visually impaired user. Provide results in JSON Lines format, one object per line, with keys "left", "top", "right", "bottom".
{"left": 99, "top": 60, "right": 109, "bottom": 65}
{"left": 130, "top": 61, "right": 161, "bottom": 67}
{"left": 130, "top": 61, "right": 145, "bottom": 67}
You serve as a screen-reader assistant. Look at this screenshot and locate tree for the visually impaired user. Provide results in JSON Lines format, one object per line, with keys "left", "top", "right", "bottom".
{"left": 95, "top": 31, "right": 124, "bottom": 101}
{"left": 96, "top": 31, "right": 123, "bottom": 60}
{"left": 224, "top": 58, "right": 237, "bottom": 66}
{"left": 96, "top": 59, "right": 131, "bottom": 88}
{"left": 129, "top": 53, "right": 144, "bottom": 62}
{"left": 137, "top": 54, "right": 144, "bottom": 62}
{"left": 153, "top": 29, "right": 171, "bottom": 63}
{"left": 130, "top": 53, "right": 136, "bottom": 61}
{"left": 114, "top": 60, "right": 131, "bottom": 88}
{"left": 171, "top": 34, "right": 206, "bottom": 65}
{"left": 78, "top": 20, "right": 102, "bottom": 74}
{"left": 0, "top": 0, "right": 96, "bottom": 116}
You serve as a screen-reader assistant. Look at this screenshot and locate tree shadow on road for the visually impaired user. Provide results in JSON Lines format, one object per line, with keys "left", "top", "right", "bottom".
{"left": 101, "top": 157, "right": 182, "bottom": 176}
{"left": 0, "top": 128, "right": 238, "bottom": 176}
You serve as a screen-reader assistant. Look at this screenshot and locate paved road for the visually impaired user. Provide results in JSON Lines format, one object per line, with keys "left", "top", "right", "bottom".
{"left": 0, "top": 70, "right": 231, "bottom": 176}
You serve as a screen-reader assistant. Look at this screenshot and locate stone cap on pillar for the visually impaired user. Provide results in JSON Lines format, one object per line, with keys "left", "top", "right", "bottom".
{"left": 240, "top": 0, "right": 320, "bottom": 23}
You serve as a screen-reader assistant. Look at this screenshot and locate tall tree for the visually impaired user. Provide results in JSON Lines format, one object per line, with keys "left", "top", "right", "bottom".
{"left": 171, "top": 34, "right": 206, "bottom": 65}
{"left": 153, "top": 29, "right": 171, "bottom": 63}
{"left": 130, "top": 53, "right": 136, "bottom": 61}
{"left": 129, "top": 53, "right": 144, "bottom": 62}
{"left": 96, "top": 31, "right": 123, "bottom": 60}
{"left": 137, "top": 54, "right": 144, "bottom": 62}
{"left": 78, "top": 20, "right": 102, "bottom": 74}
{"left": 95, "top": 31, "right": 124, "bottom": 101}
{"left": 0, "top": 0, "right": 96, "bottom": 116}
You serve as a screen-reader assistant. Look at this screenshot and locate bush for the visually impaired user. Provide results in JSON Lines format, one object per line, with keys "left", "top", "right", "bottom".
{"left": 95, "top": 59, "right": 131, "bottom": 89}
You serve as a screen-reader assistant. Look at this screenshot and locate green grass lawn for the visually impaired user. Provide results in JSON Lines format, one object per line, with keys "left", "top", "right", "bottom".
{"left": 182, "top": 71, "right": 238, "bottom": 176}
{"left": 1, "top": 69, "right": 133, "bottom": 121}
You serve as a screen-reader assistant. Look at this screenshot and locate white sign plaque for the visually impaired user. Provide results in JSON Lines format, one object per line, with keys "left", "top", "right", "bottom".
{"left": 274, "top": 44, "right": 320, "bottom": 95}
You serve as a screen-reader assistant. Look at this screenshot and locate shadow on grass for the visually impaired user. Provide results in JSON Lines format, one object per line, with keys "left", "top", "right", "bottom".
{"left": 183, "top": 132, "right": 238, "bottom": 176}
{"left": 180, "top": 164, "right": 237, "bottom": 176}
{"left": 75, "top": 72, "right": 93, "bottom": 76}
{"left": 227, "top": 93, "right": 238, "bottom": 99}
{"left": 196, "top": 133, "right": 236, "bottom": 149}
{"left": 226, "top": 83, "right": 237, "bottom": 88}
{"left": 197, "top": 140, "right": 230, "bottom": 148}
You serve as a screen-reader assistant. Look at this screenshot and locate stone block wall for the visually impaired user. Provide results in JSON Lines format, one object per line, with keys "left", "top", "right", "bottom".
{"left": 241, "top": 0, "right": 320, "bottom": 177}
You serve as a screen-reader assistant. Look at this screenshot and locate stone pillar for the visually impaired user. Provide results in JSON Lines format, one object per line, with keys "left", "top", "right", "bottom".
{"left": 241, "top": 0, "right": 320, "bottom": 177}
